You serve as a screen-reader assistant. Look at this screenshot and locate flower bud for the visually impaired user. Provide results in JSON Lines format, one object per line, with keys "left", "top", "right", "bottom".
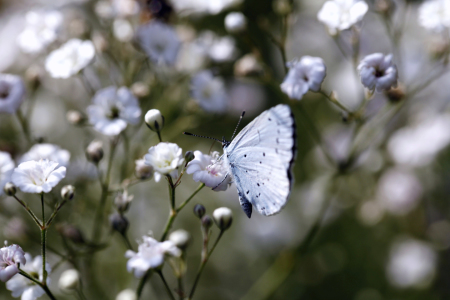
{"left": 66, "top": 110, "right": 86, "bottom": 126}
{"left": 225, "top": 12, "right": 247, "bottom": 34}
{"left": 193, "top": 204, "right": 206, "bottom": 219}
{"left": 131, "top": 82, "right": 150, "bottom": 98}
{"left": 385, "top": 84, "right": 405, "bottom": 103}
{"left": 234, "top": 54, "right": 263, "bottom": 77}
{"left": 169, "top": 229, "right": 191, "bottom": 250}
{"left": 25, "top": 65, "right": 42, "bottom": 91}
{"left": 145, "top": 109, "right": 164, "bottom": 132}
{"left": 213, "top": 207, "right": 233, "bottom": 231}
{"left": 115, "top": 190, "right": 134, "bottom": 213}
{"left": 56, "top": 224, "right": 85, "bottom": 245}
{"left": 109, "top": 213, "right": 129, "bottom": 235}
{"left": 86, "top": 140, "right": 104, "bottom": 164}
{"left": 135, "top": 159, "right": 154, "bottom": 180}
{"left": 184, "top": 151, "right": 195, "bottom": 164}
{"left": 58, "top": 269, "right": 80, "bottom": 291}
{"left": 201, "top": 215, "right": 213, "bottom": 229}
{"left": 61, "top": 185, "right": 75, "bottom": 201}
{"left": 116, "top": 289, "right": 137, "bottom": 300}
{"left": 3, "top": 182, "right": 16, "bottom": 196}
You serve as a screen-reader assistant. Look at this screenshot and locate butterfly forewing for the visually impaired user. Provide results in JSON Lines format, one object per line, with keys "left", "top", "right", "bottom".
{"left": 225, "top": 104, "right": 296, "bottom": 217}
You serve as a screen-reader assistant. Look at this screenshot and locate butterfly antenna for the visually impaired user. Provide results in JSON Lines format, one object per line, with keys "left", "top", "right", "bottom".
{"left": 183, "top": 132, "right": 222, "bottom": 143}
{"left": 230, "top": 111, "right": 245, "bottom": 141}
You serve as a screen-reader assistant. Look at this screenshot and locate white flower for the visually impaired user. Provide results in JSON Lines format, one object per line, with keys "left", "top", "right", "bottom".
{"left": 6, "top": 253, "right": 51, "bottom": 300}
{"left": 186, "top": 151, "right": 232, "bottom": 191}
{"left": 17, "top": 11, "right": 63, "bottom": 54}
{"left": 87, "top": 86, "right": 141, "bottom": 136}
{"left": 144, "top": 143, "right": 184, "bottom": 182}
{"left": 113, "top": 18, "right": 134, "bottom": 42}
{"left": 358, "top": 53, "right": 398, "bottom": 92}
{"left": 58, "top": 269, "right": 79, "bottom": 291}
{"left": 191, "top": 70, "right": 228, "bottom": 113}
{"left": 213, "top": 207, "right": 233, "bottom": 230}
{"left": 0, "top": 151, "right": 15, "bottom": 196}
{"left": 171, "top": 0, "right": 243, "bottom": 16}
{"left": 11, "top": 159, "right": 66, "bottom": 194}
{"left": 136, "top": 21, "right": 181, "bottom": 65}
{"left": 0, "top": 74, "right": 26, "bottom": 114}
{"left": 0, "top": 244, "right": 26, "bottom": 282}
{"left": 388, "top": 115, "right": 450, "bottom": 167}
{"left": 317, "top": 0, "right": 369, "bottom": 35}
{"left": 418, "top": 0, "right": 450, "bottom": 32}
{"left": 125, "top": 236, "right": 181, "bottom": 278}
{"left": 376, "top": 168, "right": 422, "bottom": 216}
{"left": 387, "top": 238, "right": 436, "bottom": 288}
{"left": 225, "top": 12, "right": 247, "bottom": 33}
{"left": 20, "top": 144, "right": 70, "bottom": 167}
{"left": 280, "top": 56, "right": 327, "bottom": 100}
{"left": 196, "top": 31, "right": 237, "bottom": 63}
{"left": 144, "top": 109, "right": 164, "bottom": 132}
{"left": 116, "top": 289, "right": 137, "bottom": 300}
{"left": 112, "top": 0, "right": 140, "bottom": 17}
{"left": 45, "top": 39, "right": 95, "bottom": 78}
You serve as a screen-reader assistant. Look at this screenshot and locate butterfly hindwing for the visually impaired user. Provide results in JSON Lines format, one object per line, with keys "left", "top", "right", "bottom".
{"left": 224, "top": 104, "right": 296, "bottom": 217}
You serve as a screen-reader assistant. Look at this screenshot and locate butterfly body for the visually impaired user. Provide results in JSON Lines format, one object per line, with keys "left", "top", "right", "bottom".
{"left": 223, "top": 104, "right": 296, "bottom": 218}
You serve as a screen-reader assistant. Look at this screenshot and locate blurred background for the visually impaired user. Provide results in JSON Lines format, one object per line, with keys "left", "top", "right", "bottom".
{"left": 1, "top": 0, "right": 450, "bottom": 299}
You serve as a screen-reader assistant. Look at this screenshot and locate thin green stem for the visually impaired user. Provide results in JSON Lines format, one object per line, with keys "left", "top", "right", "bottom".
{"left": 160, "top": 209, "right": 177, "bottom": 242}
{"left": 157, "top": 130, "right": 163, "bottom": 143}
{"left": 318, "top": 90, "right": 352, "bottom": 114}
{"left": 157, "top": 270, "right": 176, "bottom": 300}
{"left": 16, "top": 109, "right": 31, "bottom": 144}
{"left": 188, "top": 231, "right": 224, "bottom": 300}
{"left": 40, "top": 193, "right": 48, "bottom": 284}
{"left": 19, "top": 269, "right": 57, "bottom": 300}
{"left": 177, "top": 275, "right": 184, "bottom": 300}
{"left": 121, "top": 132, "right": 130, "bottom": 181}
{"left": 121, "top": 232, "right": 134, "bottom": 250}
{"left": 12, "top": 195, "right": 42, "bottom": 228}
{"left": 136, "top": 271, "right": 153, "bottom": 299}
{"left": 46, "top": 200, "right": 68, "bottom": 227}
{"left": 176, "top": 183, "right": 205, "bottom": 213}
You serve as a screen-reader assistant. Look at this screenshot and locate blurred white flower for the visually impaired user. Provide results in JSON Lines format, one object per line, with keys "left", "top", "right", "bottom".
{"left": 58, "top": 269, "right": 79, "bottom": 291}
{"left": 171, "top": 0, "right": 243, "bottom": 16}
{"left": 87, "top": 86, "right": 141, "bottom": 136}
{"left": 135, "top": 159, "right": 154, "bottom": 180}
{"left": 125, "top": 236, "right": 181, "bottom": 278}
{"left": 114, "top": 190, "right": 134, "bottom": 213}
{"left": 0, "top": 151, "right": 14, "bottom": 196}
{"left": 191, "top": 70, "right": 228, "bottom": 112}
{"left": 317, "top": 0, "right": 369, "bottom": 35}
{"left": 17, "top": 11, "right": 63, "bottom": 54}
{"left": 376, "top": 168, "right": 422, "bottom": 216}
{"left": 0, "top": 74, "right": 25, "bottom": 114}
{"left": 197, "top": 32, "right": 237, "bottom": 63}
{"left": 20, "top": 144, "right": 70, "bottom": 167}
{"left": 176, "top": 41, "right": 208, "bottom": 73}
{"left": 358, "top": 53, "right": 398, "bottom": 92}
{"left": 112, "top": 0, "right": 140, "bottom": 17}
{"left": 113, "top": 18, "right": 134, "bottom": 42}
{"left": 11, "top": 159, "right": 66, "bottom": 194}
{"left": 186, "top": 151, "right": 231, "bottom": 191}
{"left": 45, "top": 39, "right": 95, "bottom": 78}
{"left": 95, "top": 1, "right": 115, "bottom": 19}
{"left": 418, "top": 0, "right": 450, "bottom": 32}
{"left": 388, "top": 115, "right": 450, "bottom": 167}
{"left": 0, "top": 244, "right": 26, "bottom": 282}
{"left": 225, "top": 12, "right": 247, "bottom": 34}
{"left": 6, "top": 253, "right": 51, "bottom": 300}
{"left": 116, "top": 289, "right": 137, "bottom": 300}
{"left": 280, "top": 56, "right": 327, "bottom": 100}
{"left": 136, "top": 21, "right": 181, "bottom": 65}
{"left": 387, "top": 238, "right": 437, "bottom": 288}
{"left": 144, "top": 142, "right": 184, "bottom": 182}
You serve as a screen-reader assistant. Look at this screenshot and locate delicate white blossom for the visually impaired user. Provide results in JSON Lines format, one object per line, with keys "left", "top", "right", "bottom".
{"left": 388, "top": 115, "right": 450, "bottom": 167}
{"left": 113, "top": 18, "right": 134, "bottom": 42}
{"left": 225, "top": 12, "right": 247, "bottom": 34}
{"left": 186, "top": 151, "right": 231, "bottom": 191}
{"left": 136, "top": 21, "right": 181, "bottom": 65}
{"left": 0, "top": 74, "right": 26, "bottom": 114}
{"left": 144, "top": 143, "right": 184, "bottom": 182}
{"left": 418, "top": 0, "right": 450, "bottom": 32}
{"left": 116, "top": 289, "right": 137, "bottom": 300}
{"left": 17, "top": 11, "right": 63, "bottom": 54}
{"left": 20, "top": 144, "right": 70, "bottom": 167}
{"left": 358, "top": 53, "right": 398, "bottom": 92}
{"left": 387, "top": 238, "right": 437, "bottom": 288}
{"left": 0, "top": 151, "right": 15, "bottom": 196}
{"left": 6, "top": 253, "right": 51, "bottom": 300}
{"left": 191, "top": 70, "right": 228, "bottom": 112}
{"left": 317, "top": 0, "right": 369, "bottom": 35}
{"left": 197, "top": 31, "right": 237, "bottom": 63}
{"left": 280, "top": 56, "right": 327, "bottom": 100}
{"left": 171, "top": 0, "right": 243, "bottom": 16}
{"left": 0, "top": 244, "right": 26, "bottom": 282}
{"left": 58, "top": 269, "right": 79, "bottom": 291}
{"left": 11, "top": 159, "right": 66, "bottom": 194}
{"left": 87, "top": 86, "right": 141, "bottom": 136}
{"left": 125, "top": 236, "right": 181, "bottom": 278}
{"left": 45, "top": 39, "right": 95, "bottom": 78}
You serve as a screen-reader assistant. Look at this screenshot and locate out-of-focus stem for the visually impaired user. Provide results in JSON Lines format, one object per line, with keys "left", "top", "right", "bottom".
{"left": 16, "top": 109, "right": 31, "bottom": 144}
{"left": 157, "top": 270, "right": 176, "bottom": 300}
{"left": 40, "top": 193, "right": 48, "bottom": 284}
{"left": 176, "top": 183, "right": 205, "bottom": 213}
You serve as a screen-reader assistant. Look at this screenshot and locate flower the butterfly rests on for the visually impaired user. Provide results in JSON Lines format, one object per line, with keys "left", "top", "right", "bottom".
{"left": 185, "top": 104, "right": 296, "bottom": 218}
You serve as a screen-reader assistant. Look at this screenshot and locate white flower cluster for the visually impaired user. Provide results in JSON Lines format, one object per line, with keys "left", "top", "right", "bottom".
{"left": 419, "top": 0, "right": 450, "bottom": 32}
{"left": 144, "top": 143, "right": 184, "bottom": 182}
{"left": 318, "top": 0, "right": 369, "bottom": 35}
{"left": 186, "top": 151, "right": 232, "bottom": 191}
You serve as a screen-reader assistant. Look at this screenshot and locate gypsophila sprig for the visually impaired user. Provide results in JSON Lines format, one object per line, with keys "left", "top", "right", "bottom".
{"left": 317, "top": 0, "right": 369, "bottom": 35}
{"left": 0, "top": 244, "right": 26, "bottom": 282}
{"left": 144, "top": 142, "right": 184, "bottom": 182}
{"left": 186, "top": 151, "right": 231, "bottom": 191}
{"left": 358, "top": 53, "right": 398, "bottom": 92}
{"left": 0, "top": 74, "right": 26, "bottom": 114}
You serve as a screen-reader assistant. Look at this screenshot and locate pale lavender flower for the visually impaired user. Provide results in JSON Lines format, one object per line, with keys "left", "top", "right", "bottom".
{"left": 0, "top": 151, "right": 15, "bottom": 196}
{"left": 20, "top": 144, "right": 70, "bottom": 167}
{"left": 186, "top": 151, "right": 231, "bottom": 191}
{"left": 144, "top": 143, "right": 184, "bottom": 182}
{"left": 280, "top": 56, "right": 327, "bottom": 100}
{"left": 0, "top": 244, "right": 26, "bottom": 282}
{"left": 191, "top": 70, "right": 227, "bottom": 112}
{"left": 11, "top": 160, "right": 66, "bottom": 194}
{"left": 358, "top": 53, "right": 398, "bottom": 92}
{"left": 87, "top": 86, "right": 141, "bottom": 136}
{"left": 317, "top": 0, "right": 369, "bottom": 35}
{"left": 0, "top": 74, "right": 25, "bottom": 114}
{"left": 125, "top": 236, "right": 181, "bottom": 278}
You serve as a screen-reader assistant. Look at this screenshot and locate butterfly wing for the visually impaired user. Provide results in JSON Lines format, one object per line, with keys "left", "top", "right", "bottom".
{"left": 224, "top": 104, "right": 296, "bottom": 218}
